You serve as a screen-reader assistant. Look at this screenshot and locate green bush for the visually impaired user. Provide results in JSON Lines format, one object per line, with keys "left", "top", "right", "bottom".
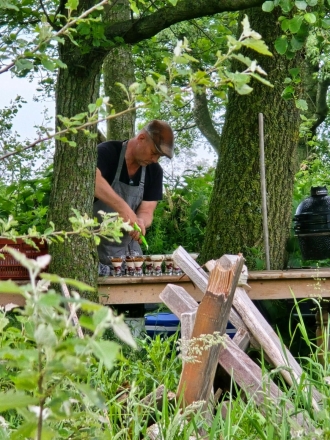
{"left": 146, "top": 166, "right": 214, "bottom": 255}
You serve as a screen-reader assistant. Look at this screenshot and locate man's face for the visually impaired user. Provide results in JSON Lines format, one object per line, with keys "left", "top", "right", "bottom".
{"left": 136, "top": 132, "right": 165, "bottom": 166}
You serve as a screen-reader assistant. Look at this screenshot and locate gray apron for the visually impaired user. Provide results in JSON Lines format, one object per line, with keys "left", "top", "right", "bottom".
{"left": 93, "top": 141, "right": 146, "bottom": 264}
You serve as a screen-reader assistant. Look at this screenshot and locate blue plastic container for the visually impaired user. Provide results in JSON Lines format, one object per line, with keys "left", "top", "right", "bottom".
{"left": 145, "top": 313, "right": 236, "bottom": 339}
{"left": 145, "top": 312, "right": 180, "bottom": 337}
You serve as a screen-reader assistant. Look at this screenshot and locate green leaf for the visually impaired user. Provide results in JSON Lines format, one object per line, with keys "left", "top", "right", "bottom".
{"left": 281, "top": 18, "right": 290, "bottom": 31}
{"left": 15, "top": 58, "right": 34, "bottom": 72}
{"left": 282, "top": 85, "right": 295, "bottom": 99}
{"left": 304, "top": 12, "right": 316, "bottom": 23}
{"left": 295, "top": 0, "right": 307, "bottom": 9}
{"left": 0, "top": 391, "right": 38, "bottom": 411}
{"left": 0, "top": 316, "right": 9, "bottom": 332}
{"left": 279, "top": 0, "right": 294, "bottom": 12}
{"left": 0, "top": 0, "right": 19, "bottom": 10}
{"left": 79, "top": 315, "right": 96, "bottom": 331}
{"left": 290, "top": 35, "right": 305, "bottom": 51}
{"left": 0, "top": 280, "right": 24, "bottom": 294}
{"left": 289, "top": 67, "right": 300, "bottom": 78}
{"left": 13, "top": 371, "right": 39, "bottom": 391}
{"left": 88, "top": 103, "right": 97, "bottom": 113}
{"left": 262, "top": 1, "right": 275, "bottom": 11}
{"left": 90, "top": 340, "right": 119, "bottom": 369}
{"left": 130, "top": 0, "right": 139, "bottom": 14}
{"left": 40, "top": 274, "right": 94, "bottom": 292}
{"left": 66, "top": 0, "right": 79, "bottom": 10}
{"left": 235, "top": 83, "right": 254, "bottom": 95}
{"left": 34, "top": 323, "right": 58, "bottom": 347}
{"left": 275, "top": 36, "right": 288, "bottom": 54}
{"left": 322, "top": 18, "right": 330, "bottom": 29}
{"left": 295, "top": 99, "right": 308, "bottom": 110}
{"left": 41, "top": 58, "right": 55, "bottom": 72}
{"left": 38, "top": 293, "right": 62, "bottom": 307}
{"left": 242, "top": 38, "right": 272, "bottom": 56}
{"left": 289, "top": 15, "right": 304, "bottom": 33}
{"left": 306, "top": 0, "right": 317, "bottom": 5}
{"left": 95, "top": 97, "right": 103, "bottom": 107}
{"left": 112, "top": 318, "right": 137, "bottom": 348}
{"left": 71, "top": 112, "right": 88, "bottom": 121}
{"left": 75, "top": 383, "right": 106, "bottom": 408}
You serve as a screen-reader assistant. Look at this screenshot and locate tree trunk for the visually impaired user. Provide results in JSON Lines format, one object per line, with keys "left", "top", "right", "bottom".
{"left": 48, "top": 42, "right": 102, "bottom": 300}
{"left": 103, "top": 0, "right": 136, "bottom": 140}
{"left": 201, "top": 8, "right": 303, "bottom": 270}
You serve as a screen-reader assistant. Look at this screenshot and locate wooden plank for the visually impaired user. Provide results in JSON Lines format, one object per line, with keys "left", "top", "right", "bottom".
{"left": 159, "top": 284, "right": 198, "bottom": 317}
{"left": 218, "top": 335, "right": 306, "bottom": 426}
{"left": 3, "top": 267, "right": 330, "bottom": 308}
{"left": 248, "top": 277, "right": 330, "bottom": 300}
{"left": 233, "top": 287, "right": 322, "bottom": 407}
{"left": 177, "top": 257, "right": 244, "bottom": 409}
{"left": 232, "top": 327, "right": 250, "bottom": 352}
{"left": 249, "top": 268, "right": 330, "bottom": 280}
{"left": 0, "top": 293, "right": 25, "bottom": 307}
{"left": 173, "top": 246, "right": 209, "bottom": 294}
{"left": 172, "top": 247, "right": 246, "bottom": 332}
{"left": 98, "top": 278, "right": 203, "bottom": 305}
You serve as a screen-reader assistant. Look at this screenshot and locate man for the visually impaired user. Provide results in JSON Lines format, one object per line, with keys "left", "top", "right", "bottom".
{"left": 94, "top": 120, "right": 174, "bottom": 271}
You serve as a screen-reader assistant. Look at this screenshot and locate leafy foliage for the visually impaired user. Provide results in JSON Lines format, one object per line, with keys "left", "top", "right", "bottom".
{"left": 0, "top": 166, "right": 52, "bottom": 234}
{"left": 146, "top": 166, "right": 214, "bottom": 255}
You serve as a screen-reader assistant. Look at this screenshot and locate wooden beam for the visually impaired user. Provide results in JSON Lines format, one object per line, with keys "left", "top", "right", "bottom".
{"left": 177, "top": 257, "right": 244, "bottom": 409}
{"left": 98, "top": 275, "right": 203, "bottom": 305}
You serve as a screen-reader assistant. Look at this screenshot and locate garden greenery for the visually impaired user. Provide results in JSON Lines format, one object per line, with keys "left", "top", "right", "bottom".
{"left": 0, "top": 250, "right": 330, "bottom": 438}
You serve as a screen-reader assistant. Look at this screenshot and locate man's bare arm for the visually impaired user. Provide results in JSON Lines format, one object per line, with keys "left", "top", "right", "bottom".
{"left": 135, "top": 201, "right": 158, "bottom": 236}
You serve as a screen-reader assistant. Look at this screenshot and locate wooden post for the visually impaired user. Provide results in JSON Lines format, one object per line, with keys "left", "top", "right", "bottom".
{"left": 177, "top": 257, "right": 244, "bottom": 408}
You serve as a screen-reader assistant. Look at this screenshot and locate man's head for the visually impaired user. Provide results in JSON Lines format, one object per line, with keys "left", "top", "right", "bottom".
{"left": 143, "top": 120, "right": 174, "bottom": 159}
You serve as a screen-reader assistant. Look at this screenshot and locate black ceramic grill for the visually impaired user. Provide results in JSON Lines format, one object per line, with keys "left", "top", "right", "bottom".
{"left": 293, "top": 186, "right": 330, "bottom": 260}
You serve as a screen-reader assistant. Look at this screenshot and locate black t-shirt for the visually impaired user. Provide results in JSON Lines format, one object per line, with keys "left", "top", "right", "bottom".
{"left": 96, "top": 140, "right": 163, "bottom": 201}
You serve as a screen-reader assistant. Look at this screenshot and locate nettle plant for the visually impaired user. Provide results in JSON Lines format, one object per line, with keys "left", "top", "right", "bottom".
{"left": 0, "top": 248, "right": 136, "bottom": 439}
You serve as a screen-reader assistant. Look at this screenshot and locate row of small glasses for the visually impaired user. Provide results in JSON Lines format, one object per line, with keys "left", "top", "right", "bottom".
{"left": 110, "top": 253, "right": 198, "bottom": 277}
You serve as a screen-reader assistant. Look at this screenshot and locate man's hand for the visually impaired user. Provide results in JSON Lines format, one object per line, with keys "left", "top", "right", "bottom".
{"left": 129, "top": 217, "right": 146, "bottom": 242}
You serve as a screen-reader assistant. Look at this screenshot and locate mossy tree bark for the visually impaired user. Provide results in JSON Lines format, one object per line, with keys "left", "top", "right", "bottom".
{"left": 201, "top": 8, "right": 303, "bottom": 270}
{"left": 48, "top": 36, "right": 103, "bottom": 300}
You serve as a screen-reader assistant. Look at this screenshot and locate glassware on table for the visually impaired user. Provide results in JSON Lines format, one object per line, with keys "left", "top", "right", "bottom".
{"left": 144, "top": 256, "right": 153, "bottom": 276}
{"left": 134, "top": 256, "right": 144, "bottom": 276}
{"left": 125, "top": 256, "right": 135, "bottom": 277}
{"left": 150, "top": 254, "right": 164, "bottom": 276}
{"left": 111, "top": 257, "right": 123, "bottom": 277}
{"left": 164, "top": 254, "right": 174, "bottom": 275}
{"left": 173, "top": 260, "right": 182, "bottom": 276}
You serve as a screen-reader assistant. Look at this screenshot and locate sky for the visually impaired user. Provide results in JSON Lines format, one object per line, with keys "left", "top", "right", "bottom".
{"left": 1, "top": 74, "right": 55, "bottom": 141}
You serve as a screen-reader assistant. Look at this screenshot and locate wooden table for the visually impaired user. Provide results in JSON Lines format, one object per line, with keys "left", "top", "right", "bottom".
{"left": 2, "top": 268, "right": 330, "bottom": 307}
{"left": 98, "top": 268, "right": 330, "bottom": 304}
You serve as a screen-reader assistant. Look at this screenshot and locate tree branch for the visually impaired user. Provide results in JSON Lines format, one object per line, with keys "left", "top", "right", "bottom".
{"left": 193, "top": 89, "right": 221, "bottom": 154}
{"left": 311, "top": 77, "right": 330, "bottom": 132}
{"left": 0, "top": 0, "right": 109, "bottom": 75}
{"left": 104, "top": 0, "right": 264, "bottom": 45}
{"left": 0, "top": 105, "right": 142, "bottom": 161}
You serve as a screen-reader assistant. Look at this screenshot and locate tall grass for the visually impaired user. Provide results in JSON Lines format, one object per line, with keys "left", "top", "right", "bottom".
{"left": 1, "top": 298, "right": 330, "bottom": 439}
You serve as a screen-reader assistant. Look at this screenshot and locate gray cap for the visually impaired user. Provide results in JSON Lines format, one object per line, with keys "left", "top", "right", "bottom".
{"left": 145, "top": 120, "right": 174, "bottom": 159}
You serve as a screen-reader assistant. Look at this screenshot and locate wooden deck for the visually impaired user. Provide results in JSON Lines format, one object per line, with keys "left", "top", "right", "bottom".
{"left": 1, "top": 268, "right": 330, "bottom": 307}
{"left": 98, "top": 268, "right": 330, "bottom": 304}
